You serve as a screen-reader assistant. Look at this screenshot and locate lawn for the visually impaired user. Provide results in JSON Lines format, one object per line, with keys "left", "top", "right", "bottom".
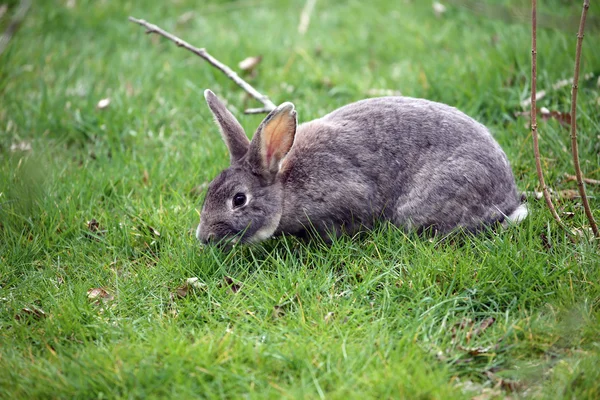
{"left": 1, "top": 0, "right": 599, "bottom": 398}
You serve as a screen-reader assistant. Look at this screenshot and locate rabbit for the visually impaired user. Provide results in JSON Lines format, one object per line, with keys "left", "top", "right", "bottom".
{"left": 196, "top": 89, "right": 527, "bottom": 245}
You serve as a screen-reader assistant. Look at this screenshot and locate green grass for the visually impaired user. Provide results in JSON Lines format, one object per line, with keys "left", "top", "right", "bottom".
{"left": 1, "top": 0, "right": 600, "bottom": 398}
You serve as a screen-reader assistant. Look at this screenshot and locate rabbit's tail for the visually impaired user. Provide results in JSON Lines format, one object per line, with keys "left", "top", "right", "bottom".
{"left": 501, "top": 203, "right": 529, "bottom": 228}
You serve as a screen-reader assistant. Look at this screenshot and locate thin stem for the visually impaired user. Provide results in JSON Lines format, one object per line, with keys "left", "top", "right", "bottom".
{"left": 128, "top": 17, "right": 276, "bottom": 114}
{"left": 569, "top": 0, "right": 599, "bottom": 239}
{"left": 530, "top": 0, "right": 571, "bottom": 234}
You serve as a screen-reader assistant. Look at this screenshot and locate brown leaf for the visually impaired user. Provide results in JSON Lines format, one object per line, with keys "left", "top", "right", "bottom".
{"left": 175, "top": 284, "right": 189, "bottom": 298}
{"left": 142, "top": 169, "right": 149, "bottom": 185}
{"left": 558, "top": 189, "right": 579, "bottom": 200}
{"left": 539, "top": 107, "right": 571, "bottom": 127}
{"left": 174, "top": 277, "right": 206, "bottom": 298}
{"left": 238, "top": 56, "right": 262, "bottom": 72}
{"left": 540, "top": 233, "right": 552, "bottom": 250}
{"left": 224, "top": 276, "right": 242, "bottom": 293}
{"left": 469, "top": 317, "right": 495, "bottom": 340}
{"left": 87, "top": 287, "right": 114, "bottom": 304}
{"left": 514, "top": 107, "right": 571, "bottom": 127}
{"left": 87, "top": 218, "right": 100, "bottom": 233}
{"left": 16, "top": 306, "right": 47, "bottom": 320}
{"left": 273, "top": 305, "right": 286, "bottom": 319}
{"left": 485, "top": 371, "right": 521, "bottom": 393}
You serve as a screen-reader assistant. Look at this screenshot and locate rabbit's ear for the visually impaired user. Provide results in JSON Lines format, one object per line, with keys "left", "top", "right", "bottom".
{"left": 204, "top": 89, "right": 250, "bottom": 163}
{"left": 248, "top": 102, "right": 296, "bottom": 179}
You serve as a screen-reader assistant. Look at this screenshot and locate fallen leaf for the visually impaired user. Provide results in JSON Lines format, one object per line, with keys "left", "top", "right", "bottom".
{"left": 87, "top": 218, "right": 100, "bottom": 233}
{"left": 175, "top": 284, "right": 189, "bottom": 298}
{"left": 87, "top": 287, "right": 114, "bottom": 304}
{"left": 273, "top": 305, "right": 286, "bottom": 319}
{"left": 97, "top": 98, "right": 110, "bottom": 109}
{"left": 457, "top": 345, "right": 495, "bottom": 356}
{"left": 238, "top": 56, "right": 262, "bottom": 72}
{"left": 432, "top": 2, "right": 447, "bottom": 17}
{"left": 551, "top": 72, "right": 594, "bottom": 90}
{"left": 520, "top": 90, "right": 546, "bottom": 107}
{"left": 147, "top": 225, "right": 160, "bottom": 237}
{"left": 468, "top": 317, "right": 495, "bottom": 341}
{"left": 572, "top": 227, "right": 595, "bottom": 239}
{"left": 16, "top": 307, "right": 47, "bottom": 321}
{"left": 485, "top": 371, "right": 521, "bottom": 393}
{"left": 540, "top": 233, "right": 552, "bottom": 250}
{"left": 324, "top": 312, "right": 335, "bottom": 323}
{"left": 539, "top": 107, "right": 571, "bottom": 127}
{"left": 174, "top": 277, "right": 206, "bottom": 298}
{"left": 10, "top": 141, "right": 32, "bottom": 152}
{"left": 224, "top": 276, "right": 242, "bottom": 293}
{"left": 514, "top": 107, "right": 571, "bottom": 127}
{"left": 142, "top": 169, "right": 149, "bottom": 185}
{"left": 558, "top": 189, "right": 579, "bottom": 200}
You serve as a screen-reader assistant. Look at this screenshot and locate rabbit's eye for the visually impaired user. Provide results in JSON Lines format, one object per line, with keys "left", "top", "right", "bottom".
{"left": 232, "top": 193, "right": 247, "bottom": 208}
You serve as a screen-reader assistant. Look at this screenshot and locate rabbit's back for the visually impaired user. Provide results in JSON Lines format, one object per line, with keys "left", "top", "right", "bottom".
{"left": 277, "top": 97, "right": 521, "bottom": 236}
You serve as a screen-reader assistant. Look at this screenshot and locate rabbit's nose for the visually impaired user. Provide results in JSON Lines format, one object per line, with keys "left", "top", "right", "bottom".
{"left": 196, "top": 224, "right": 214, "bottom": 244}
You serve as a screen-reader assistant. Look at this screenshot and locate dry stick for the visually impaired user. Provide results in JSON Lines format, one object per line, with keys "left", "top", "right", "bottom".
{"left": 530, "top": 0, "right": 571, "bottom": 236}
{"left": 128, "top": 17, "right": 276, "bottom": 114}
{"left": 565, "top": 173, "right": 600, "bottom": 186}
{"left": 569, "top": 0, "right": 599, "bottom": 239}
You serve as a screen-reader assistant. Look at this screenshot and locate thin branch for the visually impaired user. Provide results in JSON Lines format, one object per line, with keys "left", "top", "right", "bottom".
{"left": 564, "top": 173, "right": 600, "bottom": 186}
{"left": 0, "top": 0, "right": 32, "bottom": 56}
{"left": 569, "top": 0, "right": 599, "bottom": 238}
{"left": 298, "top": 0, "right": 317, "bottom": 35}
{"left": 128, "top": 16, "right": 276, "bottom": 114}
{"left": 530, "top": 0, "right": 571, "bottom": 234}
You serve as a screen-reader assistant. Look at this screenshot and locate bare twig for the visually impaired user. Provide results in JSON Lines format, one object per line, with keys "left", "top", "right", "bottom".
{"left": 531, "top": 1, "right": 566, "bottom": 229}
{"left": 128, "top": 16, "right": 276, "bottom": 114}
{"left": 569, "top": 0, "right": 599, "bottom": 239}
{"left": 298, "top": 0, "right": 317, "bottom": 35}
{"left": 564, "top": 173, "right": 600, "bottom": 186}
{"left": 0, "top": 0, "right": 32, "bottom": 56}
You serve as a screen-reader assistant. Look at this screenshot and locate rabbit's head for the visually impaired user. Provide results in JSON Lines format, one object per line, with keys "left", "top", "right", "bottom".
{"left": 196, "top": 90, "right": 297, "bottom": 245}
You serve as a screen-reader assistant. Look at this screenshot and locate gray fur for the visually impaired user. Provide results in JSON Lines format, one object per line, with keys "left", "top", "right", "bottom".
{"left": 197, "top": 93, "right": 524, "bottom": 245}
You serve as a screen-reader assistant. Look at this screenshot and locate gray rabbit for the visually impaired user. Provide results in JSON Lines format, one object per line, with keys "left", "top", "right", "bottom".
{"left": 196, "top": 90, "right": 527, "bottom": 245}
